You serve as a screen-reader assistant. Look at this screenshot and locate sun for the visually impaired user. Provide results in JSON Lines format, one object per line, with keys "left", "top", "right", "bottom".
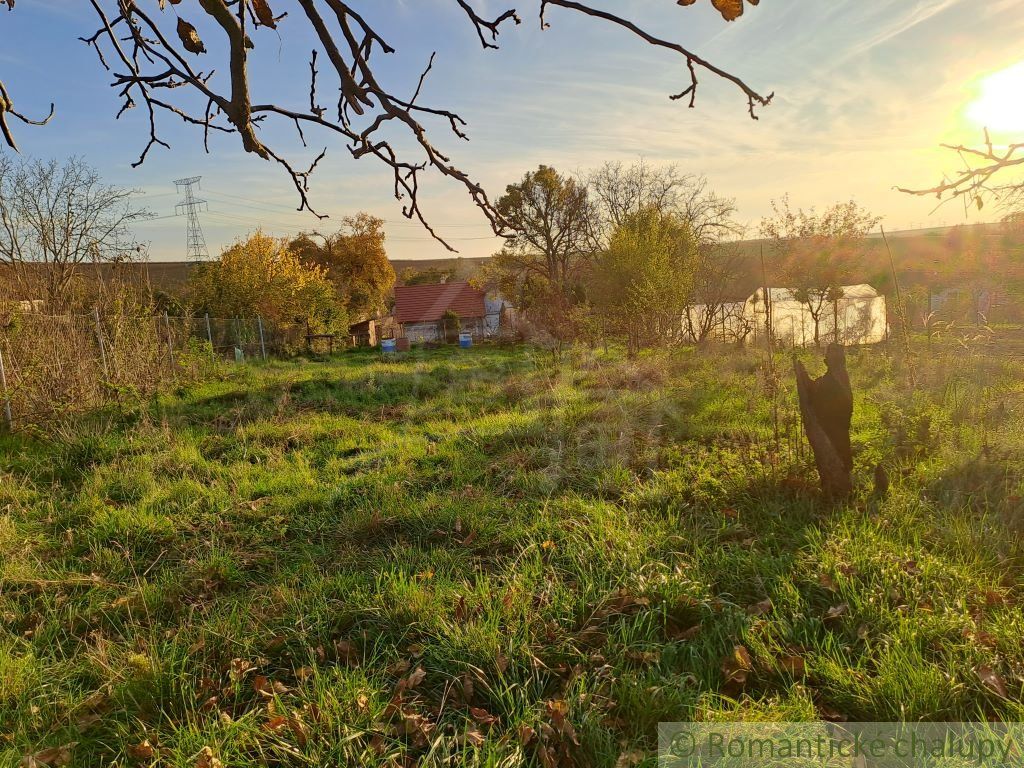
{"left": 967, "top": 61, "right": 1024, "bottom": 132}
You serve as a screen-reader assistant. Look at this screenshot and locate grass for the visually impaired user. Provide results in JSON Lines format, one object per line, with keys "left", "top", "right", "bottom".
{"left": 1, "top": 343, "right": 1023, "bottom": 767}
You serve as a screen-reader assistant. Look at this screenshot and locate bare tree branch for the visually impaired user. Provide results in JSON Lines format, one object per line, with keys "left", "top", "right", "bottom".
{"left": 2, "top": 0, "right": 772, "bottom": 249}
{"left": 898, "top": 130, "right": 1024, "bottom": 212}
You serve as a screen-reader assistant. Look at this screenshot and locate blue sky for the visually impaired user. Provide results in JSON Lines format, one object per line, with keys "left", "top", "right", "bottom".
{"left": 2, "top": 0, "right": 1023, "bottom": 261}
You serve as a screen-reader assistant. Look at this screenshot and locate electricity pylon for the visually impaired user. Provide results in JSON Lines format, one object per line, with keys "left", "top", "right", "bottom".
{"left": 174, "top": 176, "right": 209, "bottom": 261}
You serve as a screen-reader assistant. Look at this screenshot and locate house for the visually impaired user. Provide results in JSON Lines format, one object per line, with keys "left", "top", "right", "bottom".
{"left": 393, "top": 281, "right": 488, "bottom": 343}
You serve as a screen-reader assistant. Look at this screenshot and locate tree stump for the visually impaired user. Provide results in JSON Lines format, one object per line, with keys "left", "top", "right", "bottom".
{"left": 794, "top": 343, "right": 853, "bottom": 498}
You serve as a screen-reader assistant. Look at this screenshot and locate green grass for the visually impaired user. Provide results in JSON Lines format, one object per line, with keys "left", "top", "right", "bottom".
{"left": 1, "top": 344, "right": 1023, "bottom": 766}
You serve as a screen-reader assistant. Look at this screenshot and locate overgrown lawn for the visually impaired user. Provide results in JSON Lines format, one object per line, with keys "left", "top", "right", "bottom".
{"left": 2, "top": 344, "right": 1023, "bottom": 767}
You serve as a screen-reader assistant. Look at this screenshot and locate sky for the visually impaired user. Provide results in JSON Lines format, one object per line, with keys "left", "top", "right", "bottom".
{"left": 2, "top": 0, "right": 1023, "bottom": 262}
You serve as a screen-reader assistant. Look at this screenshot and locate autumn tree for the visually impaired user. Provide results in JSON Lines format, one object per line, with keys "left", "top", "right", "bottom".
{"left": 188, "top": 230, "right": 344, "bottom": 332}
{"left": 590, "top": 207, "right": 699, "bottom": 356}
{"left": 484, "top": 165, "right": 593, "bottom": 340}
{"left": 0, "top": 155, "right": 148, "bottom": 310}
{"left": 289, "top": 214, "right": 395, "bottom": 321}
{"left": 761, "top": 196, "right": 881, "bottom": 347}
{"left": 0, "top": 1, "right": 770, "bottom": 249}
{"left": 588, "top": 161, "right": 744, "bottom": 344}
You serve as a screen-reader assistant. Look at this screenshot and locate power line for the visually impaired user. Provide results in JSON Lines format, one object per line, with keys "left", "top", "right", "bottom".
{"left": 202, "top": 187, "right": 494, "bottom": 229}
{"left": 174, "top": 176, "right": 210, "bottom": 261}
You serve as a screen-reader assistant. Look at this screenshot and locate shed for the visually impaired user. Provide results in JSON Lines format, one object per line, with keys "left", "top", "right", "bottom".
{"left": 393, "top": 281, "right": 487, "bottom": 343}
{"left": 744, "top": 283, "right": 887, "bottom": 347}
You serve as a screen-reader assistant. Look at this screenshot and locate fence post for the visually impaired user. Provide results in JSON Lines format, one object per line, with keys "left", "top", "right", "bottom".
{"left": 257, "top": 316, "right": 267, "bottom": 361}
{"left": 93, "top": 307, "right": 110, "bottom": 379}
{"left": 164, "top": 311, "right": 175, "bottom": 370}
{"left": 0, "top": 345, "right": 13, "bottom": 431}
{"left": 205, "top": 312, "right": 214, "bottom": 358}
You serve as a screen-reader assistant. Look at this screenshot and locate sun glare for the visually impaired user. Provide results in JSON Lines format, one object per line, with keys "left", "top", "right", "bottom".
{"left": 967, "top": 61, "right": 1024, "bottom": 132}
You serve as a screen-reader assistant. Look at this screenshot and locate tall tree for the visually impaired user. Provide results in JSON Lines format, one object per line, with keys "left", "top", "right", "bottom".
{"left": 760, "top": 196, "right": 881, "bottom": 346}
{"left": 587, "top": 162, "right": 741, "bottom": 247}
{"left": 494, "top": 165, "right": 593, "bottom": 288}
{"left": 588, "top": 162, "right": 744, "bottom": 344}
{"left": 290, "top": 214, "right": 395, "bottom": 321}
{"left": 0, "top": 155, "right": 148, "bottom": 310}
{"left": 0, "top": 2, "right": 770, "bottom": 248}
{"left": 485, "top": 165, "right": 593, "bottom": 343}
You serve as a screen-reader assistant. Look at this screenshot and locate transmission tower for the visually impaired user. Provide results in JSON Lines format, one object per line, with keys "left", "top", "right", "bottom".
{"left": 174, "top": 176, "right": 209, "bottom": 260}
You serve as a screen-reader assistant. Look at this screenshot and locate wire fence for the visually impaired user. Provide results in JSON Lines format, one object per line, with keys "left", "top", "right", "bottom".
{"left": 0, "top": 311, "right": 297, "bottom": 431}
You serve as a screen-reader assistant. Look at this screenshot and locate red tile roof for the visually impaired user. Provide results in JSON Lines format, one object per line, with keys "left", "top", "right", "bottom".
{"left": 393, "top": 281, "right": 486, "bottom": 324}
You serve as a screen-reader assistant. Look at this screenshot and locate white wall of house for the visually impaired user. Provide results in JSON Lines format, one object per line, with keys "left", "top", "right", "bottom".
{"left": 742, "top": 285, "right": 888, "bottom": 346}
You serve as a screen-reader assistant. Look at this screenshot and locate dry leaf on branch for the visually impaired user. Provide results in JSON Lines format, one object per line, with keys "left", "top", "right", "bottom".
{"left": 176, "top": 17, "right": 206, "bottom": 55}
{"left": 250, "top": 0, "right": 277, "bottom": 28}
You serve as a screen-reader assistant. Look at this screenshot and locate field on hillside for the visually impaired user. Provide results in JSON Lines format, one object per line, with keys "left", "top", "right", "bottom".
{"left": 2, "top": 344, "right": 1024, "bottom": 767}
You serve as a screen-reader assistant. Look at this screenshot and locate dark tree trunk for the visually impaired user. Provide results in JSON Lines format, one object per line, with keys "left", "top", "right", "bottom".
{"left": 795, "top": 343, "right": 853, "bottom": 497}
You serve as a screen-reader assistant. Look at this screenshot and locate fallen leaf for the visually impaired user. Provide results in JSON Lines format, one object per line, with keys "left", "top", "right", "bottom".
{"left": 288, "top": 715, "right": 308, "bottom": 748}
{"left": 127, "top": 740, "right": 155, "bottom": 760}
{"left": 388, "top": 658, "right": 411, "bottom": 676}
{"left": 721, "top": 645, "right": 753, "bottom": 685}
{"left": 517, "top": 724, "right": 535, "bottom": 746}
{"left": 229, "top": 658, "right": 253, "bottom": 681}
{"left": 20, "top": 743, "right": 76, "bottom": 767}
{"left": 824, "top": 603, "right": 849, "bottom": 622}
{"left": 615, "top": 749, "right": 645, "bottom": 768}
{"left": 401, "top": 665, "right": 426, "bottom": 690}
{"left": 195, "top": 746, "right": 223, "bottom": 768}
{"left": 470, "top": 706, "right": 499, "bottom": 726}
{"left": 778, "top": 655, "right": 806, "bottom": 676}
{"left": 463, "top": 723, "right": 486, "bottom": 747}
{"left": 746, "top": 598, "right": 773, "bottom": 616}
{"left": 976, "top": 664, "right": 1009, "bottom": 698}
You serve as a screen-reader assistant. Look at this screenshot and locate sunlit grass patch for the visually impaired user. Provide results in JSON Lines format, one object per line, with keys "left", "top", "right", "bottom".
{"left": 1, "top": 344, "right": 1023, "bottom": 765}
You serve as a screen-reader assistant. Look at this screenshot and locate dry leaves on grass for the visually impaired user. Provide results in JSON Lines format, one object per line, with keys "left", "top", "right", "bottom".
{"left": 254, "top": 675, "right": 289, "bottom": 697}
{"left": 976, "top": 664, "right": 1009, "bottom": 698}
{"left": 195, "top": 746, "right": 223, "bottom": 768}
{"left": 397, "top": 665, "right": 427, "bottom": 692}
{"left": 721, "top": 645, "right": 753, "bottom": 686}
{"left": 126, "top": 740, "right": 156, "bottom": 760}
{"left": 824, "top": 603, "right": 849, "bottom": 622}
{"left": 20, "top": 743, "right": 76, "bottom": 767}
{"left": 746, "top": 598, "right": 773, "bottom": 616}
{"left": 777, "top": 654, "right": 806, "bottom": 677}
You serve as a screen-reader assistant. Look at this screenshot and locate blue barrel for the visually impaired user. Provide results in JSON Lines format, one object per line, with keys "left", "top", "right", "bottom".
{"left": 381, "top": 338, "right": 397, "bottom": 354}
{"left": 458, "top": 332, "right": 473, "bottom": 349}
